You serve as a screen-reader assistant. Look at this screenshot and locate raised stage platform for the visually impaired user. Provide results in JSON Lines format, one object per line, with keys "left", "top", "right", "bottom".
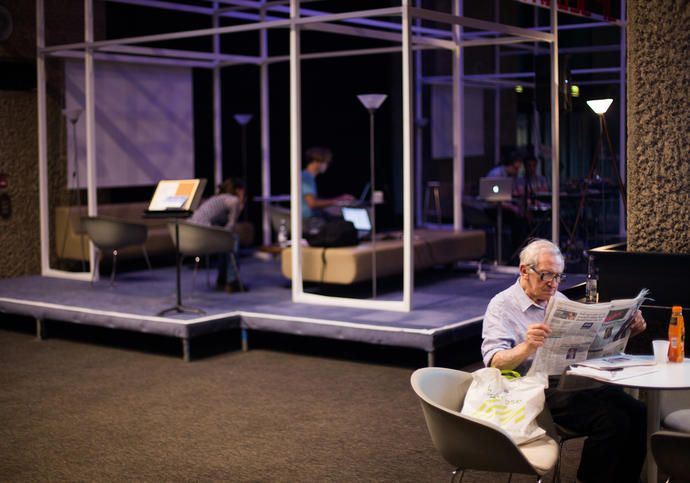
{"left": 0, "top": 257, "right": 584, "bottom": 364}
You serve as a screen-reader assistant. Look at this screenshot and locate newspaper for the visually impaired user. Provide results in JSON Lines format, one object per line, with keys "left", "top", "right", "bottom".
{"left": 574, "top": 354, "right": 654, "bottom": 370}
{"left": 567, "top": 364, "right": 658, "bottom": 382}
{"left": 529, "top": 289, "right": 649, "bottom": 376}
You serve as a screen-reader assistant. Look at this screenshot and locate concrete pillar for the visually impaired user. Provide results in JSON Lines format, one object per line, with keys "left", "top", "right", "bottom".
{"left": 627, "top": 0, "right": 690, "bottom": 254}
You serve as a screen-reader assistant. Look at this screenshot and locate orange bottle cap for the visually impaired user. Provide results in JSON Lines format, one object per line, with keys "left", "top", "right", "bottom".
{"left": 672, "top": 305, "right": 683, "bottom": 312}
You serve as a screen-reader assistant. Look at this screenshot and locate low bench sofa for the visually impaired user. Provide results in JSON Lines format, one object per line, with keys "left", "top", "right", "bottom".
{"left": 281, "top": 228, "right": 486, "bottom": 284}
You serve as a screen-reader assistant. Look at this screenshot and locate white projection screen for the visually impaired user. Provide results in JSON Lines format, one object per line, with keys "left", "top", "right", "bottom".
{"left": 64, "top": 59, "right": 194, "bottom": 188}
{"left": 431, "top": 85, "right": 484, "bottom": 159}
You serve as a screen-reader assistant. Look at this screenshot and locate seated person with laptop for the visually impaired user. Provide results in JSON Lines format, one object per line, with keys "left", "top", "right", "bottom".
{"left": 514, "top": 154, "right": 550, "bottom": 214}
{"left": 481, "top": 151, "right": 528, "bottom": 264}
{"left": 302, "top": 146, "right": 355, "bottom": 234}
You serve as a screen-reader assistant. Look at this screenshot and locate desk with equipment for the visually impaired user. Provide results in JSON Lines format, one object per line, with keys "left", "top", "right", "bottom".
{"left": 478, "top": 176, "right": 513, "bottom": 264}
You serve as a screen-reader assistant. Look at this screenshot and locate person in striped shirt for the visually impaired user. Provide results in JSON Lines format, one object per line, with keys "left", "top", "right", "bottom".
{"left": 190, "top": 177, "right": 246, "bottom": 293}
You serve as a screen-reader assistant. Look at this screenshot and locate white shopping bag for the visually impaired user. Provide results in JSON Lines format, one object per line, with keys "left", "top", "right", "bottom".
{"left": 460, "top": 367, "right": 548, "bottom": 445}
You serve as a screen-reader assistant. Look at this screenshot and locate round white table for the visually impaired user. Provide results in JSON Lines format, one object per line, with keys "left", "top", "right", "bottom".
{"left": 578, "top": 357, "right": 690, "bottom": 483}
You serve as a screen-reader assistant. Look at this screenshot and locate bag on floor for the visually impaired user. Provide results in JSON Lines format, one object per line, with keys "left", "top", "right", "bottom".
{"left": 306, "top": 219, "right": 359, "bottom": 248}
{"left": 460, "top": 367, "right": 547, "bottom": 445}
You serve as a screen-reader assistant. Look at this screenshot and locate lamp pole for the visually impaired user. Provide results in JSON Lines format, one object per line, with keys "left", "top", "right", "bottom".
{"left": 565, "top": 99, "right": 627, "bottom": 256}
{"left": 357, "top": 94, "right": 387, "bottom": 299}
{"left": 62, "top": 108, "right": 85, "bottom": 272}
{"left": 586, "top": 99, "right": 612, "bottom": 245}
{"left": 234, "top": 114, "right": 253, "bottom": 220}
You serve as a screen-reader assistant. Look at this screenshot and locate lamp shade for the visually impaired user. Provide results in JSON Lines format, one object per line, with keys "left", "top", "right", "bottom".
{"left": 233, "top": 113, "right": 253, "bottom": 126}
{"left": 586, "top": 98, "right": 613, "bottom": 115}
{"left": 61, "top": 108, "right": 82, "bottom": 123}
{"left": 357, "top": 94, "right": 387, "bottom": 111}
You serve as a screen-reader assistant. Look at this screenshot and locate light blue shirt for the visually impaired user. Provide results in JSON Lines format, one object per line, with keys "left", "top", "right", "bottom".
{"left": 301, "top": 169, "right": 317, "bottom": 218}
{"left": 487, "top": 165, "right": 508, "bottom": 177}
{"left": 481, "top": 279, "right": 566, "bottom": 376}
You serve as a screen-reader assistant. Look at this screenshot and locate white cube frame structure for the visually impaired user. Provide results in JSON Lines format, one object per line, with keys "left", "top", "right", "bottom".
{"left": 36, "top": 0, "right": 568, "bottom": 312}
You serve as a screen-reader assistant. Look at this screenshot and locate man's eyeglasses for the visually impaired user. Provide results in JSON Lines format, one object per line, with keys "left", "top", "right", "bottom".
{"left": 529, "top": 265, "right": 566, "bottom": 283}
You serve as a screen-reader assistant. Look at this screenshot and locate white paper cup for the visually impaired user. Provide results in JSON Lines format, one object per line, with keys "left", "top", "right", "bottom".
{"left": 652, "top": 340, "right": 670, "bottom": 364}
{"left": 372, "top": 190, "right": 384, "bottom": 204}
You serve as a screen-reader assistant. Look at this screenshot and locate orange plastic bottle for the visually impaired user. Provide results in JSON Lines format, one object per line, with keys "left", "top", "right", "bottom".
{"left": 668, "top": 306, "right": 685, "bottom": 363}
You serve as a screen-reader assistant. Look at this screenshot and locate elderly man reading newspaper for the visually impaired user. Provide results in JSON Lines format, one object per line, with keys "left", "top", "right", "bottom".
{"left": 481, "top": 238, "right": 647, "bottom": 483}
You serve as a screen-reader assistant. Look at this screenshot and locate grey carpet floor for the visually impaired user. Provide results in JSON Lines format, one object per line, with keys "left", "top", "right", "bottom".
{"left": 0, "top": 321, "right": 587, "bottom": 482}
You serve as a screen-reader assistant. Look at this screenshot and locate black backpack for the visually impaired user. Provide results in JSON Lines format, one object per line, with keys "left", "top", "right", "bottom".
{"left": 306, "top": 219, "right": 359, "bottom": 248}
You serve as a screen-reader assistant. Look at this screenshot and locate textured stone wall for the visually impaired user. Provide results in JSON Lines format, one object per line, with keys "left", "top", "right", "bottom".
{"left": 627, "top": 0, "right": 690, "bottom": 254}
{"left": 0, "top": 2, "right": 42, "bottom": 278}
{"left": 0, "top": 91, "right": 42, "bottom": 278}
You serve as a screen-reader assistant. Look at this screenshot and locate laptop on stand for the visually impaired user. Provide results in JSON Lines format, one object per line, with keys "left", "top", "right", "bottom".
{"left": 478, "top": 177, "right": 514, "bottom": 265}
{"left": 478, "top": 177, "right": 513, "bottom": 202}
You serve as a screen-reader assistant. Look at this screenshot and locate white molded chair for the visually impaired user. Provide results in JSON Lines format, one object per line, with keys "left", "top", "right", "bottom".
{"left": 167, "top": 221, "right": 243, "bottom": 296}
{"left": 81, "top": 216, "right": 152, "bottom": 286}
{"left": 650, "top": 430, "right": 690, "bottom": 482}
{"left": 410, "top": 367, "right": 559, "bottom": 482}
{"left": 660, "top": 390, "right": 690, "bottom": 433}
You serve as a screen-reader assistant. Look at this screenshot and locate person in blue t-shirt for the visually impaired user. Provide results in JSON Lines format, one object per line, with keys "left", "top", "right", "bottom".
{"left": 301, "top": 146, "right": 354, "bottom": 233}
{"left": 487, "top": 152, "right": 523, "bottom": 178}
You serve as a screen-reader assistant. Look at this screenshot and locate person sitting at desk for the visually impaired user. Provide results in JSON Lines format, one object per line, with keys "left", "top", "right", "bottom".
{"left": 515, "top": 155, "right": 551, "bottom": 234}
{"left": 487, "top": 151, "right": 523, "bottom": 178}
{"left": 302, "top": 146, "right": 354, "bottom": 234}
{"left": 481, "top": 238, "right": 648, "bottom": 483}
{"left": 515, "top": 154, "right": 550, "bottom": 201}
{"left": 485, "top": 152, "right": 527, "bottom": 263}
{"left": 189, "top": 177, "right": 246, "bottom": 293}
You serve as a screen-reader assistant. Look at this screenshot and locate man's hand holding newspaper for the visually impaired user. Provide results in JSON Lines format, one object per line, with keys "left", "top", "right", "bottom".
{"left": 528, "top": 289, "right": 650, "bottom": 376}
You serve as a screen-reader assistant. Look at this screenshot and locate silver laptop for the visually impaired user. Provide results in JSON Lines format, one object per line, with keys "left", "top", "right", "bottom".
{"left": 479, "top": 177, "right": 513, "bottom": 202}
{"left": 341, "top": 207, "right": 372, "bottom": 239}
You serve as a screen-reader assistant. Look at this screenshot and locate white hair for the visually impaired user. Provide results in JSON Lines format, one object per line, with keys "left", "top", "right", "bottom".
{"left": 519, "top": 238, "right": 563, "bottom": 267}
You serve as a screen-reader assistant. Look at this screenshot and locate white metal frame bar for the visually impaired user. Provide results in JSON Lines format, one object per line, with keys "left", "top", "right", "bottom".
{"left": 213, "top": 3, "right": 223, "bottom": 191}
{"left": 452, "top": 0, "right": 464, "bottom": 231}
{"left": 288, "top": 0, "right": 304, "bottom": 302}
{"left": 47, "top": 49, "right": 217, "bottom": 68}
{"left": 37, "top": 0, "right": 93, "bottom": 281}
{"left": 400, "top": 0, "right": 415, "bottom": 310}
{"left": 260, "top": 1, "right": 272, "bottom": 246}
{"left": 413, "top": 0, "right": 423, "bottom": 228}
{"left": 301, "top": 19, "right": 456, "bottom": 51}
{"left": 618, "top": 1, "right": 627, "bottom": 238}
{"left": 549, "top": 1, "right": 560, "bottom": 244}
{"left": 100, "top": 45, "right": 261, "bottom": 64}
{"left": 411, "top": 7, "right": 553, "bottom": 43}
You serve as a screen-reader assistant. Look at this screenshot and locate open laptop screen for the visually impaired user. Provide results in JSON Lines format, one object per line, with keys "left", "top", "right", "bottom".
{"left": 479, "top": 177, "right": 513, "bottom": 202}
{"left": 341, "top": 207, "right": 372, "bottom": 231}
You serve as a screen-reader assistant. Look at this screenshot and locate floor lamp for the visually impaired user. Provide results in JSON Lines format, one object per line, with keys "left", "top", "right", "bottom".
{"left": 357, "top": 94, "right": 387, "bottom": 299}
{"left": 565, "top": 98, "right": 627, "bottom": 257}
{"left": 62, "top": 107, "right": 86, "bottom": 272}
{"left": 233, "top": 113, "right": 253, "bottom": 220}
